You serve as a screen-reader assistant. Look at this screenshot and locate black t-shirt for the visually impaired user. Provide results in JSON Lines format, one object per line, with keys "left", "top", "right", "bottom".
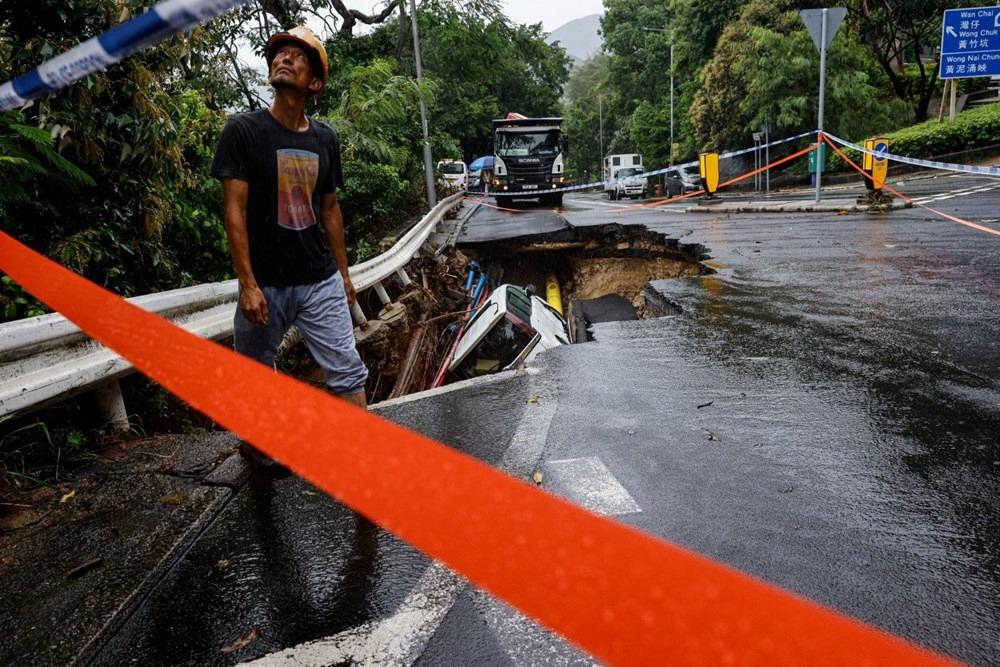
{"left": 211, "top": 109, "right": 343, "bottom": 287}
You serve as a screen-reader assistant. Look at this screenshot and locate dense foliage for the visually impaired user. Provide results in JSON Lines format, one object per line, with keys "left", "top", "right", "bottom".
{"left": 563, "top": 0, "right": 996, "bottom": 176}
{"left": 0, "top": 0, "right": 568, "bottom": 323}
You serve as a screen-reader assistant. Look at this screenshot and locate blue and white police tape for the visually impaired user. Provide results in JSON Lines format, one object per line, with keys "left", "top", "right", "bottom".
{"left": 0, "top": 0, "right": 248, "bottom": 112}
{"left": 466, "top": 130, "right": 819, "bottom": 198}
{"left": 824, "top": 133, "right": 1000, "bottom": 178}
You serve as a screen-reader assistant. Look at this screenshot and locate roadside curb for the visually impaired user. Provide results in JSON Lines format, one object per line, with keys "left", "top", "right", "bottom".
{"left": 78, "top": 460, "right": 248, "bottom": 663}
{"left": 681, "top": 200, "right": 912, "bottom": 214}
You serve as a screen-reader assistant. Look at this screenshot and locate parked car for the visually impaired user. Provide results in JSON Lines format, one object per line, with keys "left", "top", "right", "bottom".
{"left": 678, "top": 166, "right": 701, "bottom": 192}
{"left": 437, "top": 160, "right": 468, "bottom": 191}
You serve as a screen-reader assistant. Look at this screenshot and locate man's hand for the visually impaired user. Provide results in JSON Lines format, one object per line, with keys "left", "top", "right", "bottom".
{"left": 342, "top": 274, "right": 357, "bottom": 306}
{"left": 240, "top": 285, "right": 269, "bottom": 325}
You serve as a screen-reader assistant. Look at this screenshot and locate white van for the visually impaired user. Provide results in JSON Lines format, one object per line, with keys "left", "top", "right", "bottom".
{"left": 437, "top": 160, "right": 468, "bottom": 191}
{"left": 603, "top": 154, "right": 646, "bottom": 200}
{"left": 448, "top": 284, "right": 568, "bottom": 382}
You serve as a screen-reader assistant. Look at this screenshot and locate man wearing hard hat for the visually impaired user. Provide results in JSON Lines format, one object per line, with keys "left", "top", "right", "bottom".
{"left": 211, "top": 27, "right": 368, "bottom": 469}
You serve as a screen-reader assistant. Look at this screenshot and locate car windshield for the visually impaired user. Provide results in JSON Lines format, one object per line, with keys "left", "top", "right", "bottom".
{"left": 618, "top": 168, "right": 643, "bottom": 178}
{"left": 451, "top": 317, "right": 534, "bottom": 381}
{"left": 440, "top": 162, "right": 465, "bottom": 174}
{"left": 496, "top": 130, "right": 561, "bottom": 157}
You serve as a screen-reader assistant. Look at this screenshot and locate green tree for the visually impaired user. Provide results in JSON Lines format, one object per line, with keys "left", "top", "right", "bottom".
{"left": 690, "top": 0, "right": 908, "bottom": 151}
{"left": 847, "top": 0, "right": 979, "bottom": 121}
{"left": 563, "top": 52, "right": 613, "bottom": 177}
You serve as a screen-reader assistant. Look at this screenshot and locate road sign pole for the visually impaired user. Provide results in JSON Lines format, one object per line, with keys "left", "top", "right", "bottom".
{"left": 765, "top": 122, "right": 771, "bottom": 195}
{"left": 815, "top": 8, "right": 828, "bottom": 203}
{"left": 950, "top": 77, "right": 957, "bottom": 121}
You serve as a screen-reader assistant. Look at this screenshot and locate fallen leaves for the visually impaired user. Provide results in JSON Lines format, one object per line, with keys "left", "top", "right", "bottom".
{"left": 527, "top": 395, "right": 541, "bottom": 404}
{"left": 531, "top": 470, "right": 544, "bottom": 485}
{"left": 59, "top": 490, "right": 76, "bottom": 504}
{"left": 220, "top": 628, "right": 259, "bottom": 654}
{"left": 159, "top": 492, "right": 188, "bottom": 506}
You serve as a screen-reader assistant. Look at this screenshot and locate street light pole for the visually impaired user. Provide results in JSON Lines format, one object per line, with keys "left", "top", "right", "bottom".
{"left": 409, "top": 0, "right": 437, "bottom": 208}
{"left": 599, "top": 93, "right": 604, "bottom": 177}
{"left": 669, "top": 43, "right": 674, "bottom": 166}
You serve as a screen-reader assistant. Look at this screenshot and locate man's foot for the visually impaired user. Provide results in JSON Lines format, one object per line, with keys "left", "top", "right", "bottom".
{"left": 239, "top": 441, "right": 292, "bottom": 479}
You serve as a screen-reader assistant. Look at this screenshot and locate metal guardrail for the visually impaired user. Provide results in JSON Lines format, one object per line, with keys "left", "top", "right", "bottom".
{"left": 0, "top": 192, "right": 465, "bottom": 422}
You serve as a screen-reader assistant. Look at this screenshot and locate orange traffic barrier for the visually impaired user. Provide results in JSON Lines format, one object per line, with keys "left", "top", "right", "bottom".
{"left": 821, "top": 134, "right": 1000, "bottom": 239}
{"left": 613, "top": 144, "right": 816, "bottom": 214}
{"left": 0, "top": 231, "right": 958, "bottom": 666}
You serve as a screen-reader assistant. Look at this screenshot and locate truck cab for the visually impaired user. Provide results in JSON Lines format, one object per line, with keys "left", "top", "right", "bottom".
{"left": 491, "top": 114, "right": 567, "bottom": 208}
{"left": 604, "top": 154, "right": 646, "bottom": 200}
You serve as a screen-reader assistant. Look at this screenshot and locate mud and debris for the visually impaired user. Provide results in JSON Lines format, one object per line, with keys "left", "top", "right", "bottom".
{"left": 264, "top": 224, "right": 710, "bottom": 401}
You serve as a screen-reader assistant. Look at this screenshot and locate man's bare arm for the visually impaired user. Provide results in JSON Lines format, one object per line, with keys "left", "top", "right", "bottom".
{"left": 320, "top": 191, "right": 356, "bottom": 305}
{"left": 222, "top": 178, "right": 268, "bottom": 324}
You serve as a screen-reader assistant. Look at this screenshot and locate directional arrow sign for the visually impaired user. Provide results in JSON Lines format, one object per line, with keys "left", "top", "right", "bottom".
{"left": 940, "top": 6, "right": 1000, "bottom": 79}
{"left": 801, "top": 7, "right": 847, "bottom": 52}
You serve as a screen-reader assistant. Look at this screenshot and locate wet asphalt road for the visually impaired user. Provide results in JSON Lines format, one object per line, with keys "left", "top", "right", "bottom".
{"left": 98, "top": 178, "right": 999, "bottom": 665}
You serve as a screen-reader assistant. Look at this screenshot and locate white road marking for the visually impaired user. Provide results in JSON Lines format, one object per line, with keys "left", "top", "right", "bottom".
{"left": 242, "top": 385, "right": 559, "bottom": 666}
{"left": 470, "top": 456, "right": 645, "bottom": 666}
{"left": 542, "top": 457, "right": 642, "bottom": 516}
{"left": 473, "top": 593, "right": 598, "bottom": 666}
{"left": 913, "top": 182, "right": 1000, "bottom": 204}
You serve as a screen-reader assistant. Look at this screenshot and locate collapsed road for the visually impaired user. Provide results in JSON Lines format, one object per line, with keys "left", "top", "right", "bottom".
{"left": 4, "top": 190, "right": 998, "bottom": 666}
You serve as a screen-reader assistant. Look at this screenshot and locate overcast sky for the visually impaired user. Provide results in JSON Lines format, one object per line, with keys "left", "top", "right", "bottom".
{"left": 502, "top": 0, "right": 604, "bottom": 32}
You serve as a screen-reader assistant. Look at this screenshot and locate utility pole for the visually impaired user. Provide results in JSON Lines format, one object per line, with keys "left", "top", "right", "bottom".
{"left": 409, "top": 0, "right": 436, "bottom": 208}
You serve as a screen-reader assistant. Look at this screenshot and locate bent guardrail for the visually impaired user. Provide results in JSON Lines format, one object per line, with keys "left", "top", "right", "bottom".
{"left": 0, "top": 191, "right": 465, "bottom": 424}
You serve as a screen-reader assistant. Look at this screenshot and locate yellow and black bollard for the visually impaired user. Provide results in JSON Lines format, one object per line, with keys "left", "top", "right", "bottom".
{"left": 863, "top": 137, "right": 890, "bottom": 192}
{"left": 699, "top": 152, "right": 720, "bottom": 198}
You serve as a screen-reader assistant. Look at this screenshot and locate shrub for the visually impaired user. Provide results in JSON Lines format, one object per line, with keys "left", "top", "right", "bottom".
{"left": 826, "top": 102, "right": 1000, "bottom": 172}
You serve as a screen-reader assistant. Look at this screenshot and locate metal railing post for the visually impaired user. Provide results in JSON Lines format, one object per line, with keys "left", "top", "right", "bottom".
{"left": 350, "top": 302, "right": 369, "bottom": 329}
{"left": 95, "top": 380, "right": 129, "bottom": 433}
{"left": 373, "top": 282, "right": 394, "bottom": 308}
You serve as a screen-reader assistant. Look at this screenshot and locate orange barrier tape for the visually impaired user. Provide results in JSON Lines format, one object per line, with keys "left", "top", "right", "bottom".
{"left": 613, "top": 145, "right": 815, "bottom": 214}
{"left": 717, "top": 144, "right": 817, "bottom": 190}
{"left": 821, "top": 135, "right": 1000, "bottom": 239}
{"left": 476, "top": 200, "right": 531, "bottom": 213}
{"left": 0, "top": 231, "right": 959, "bottom": 666}
{"left": 611, "top": 187, "right": 705, "bottom": 213}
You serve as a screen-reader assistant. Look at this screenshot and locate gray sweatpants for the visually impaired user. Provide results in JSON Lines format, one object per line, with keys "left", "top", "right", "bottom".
{"left": 234, "top": 271, "right": 368, "bottom": 395}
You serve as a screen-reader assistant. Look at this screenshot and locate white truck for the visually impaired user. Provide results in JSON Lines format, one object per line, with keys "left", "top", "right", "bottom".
{"left": 604, "top": 153, "right": 646, "bottom": 200}
{"left": 436, "top": 160, "right": 468, "bottom": 191}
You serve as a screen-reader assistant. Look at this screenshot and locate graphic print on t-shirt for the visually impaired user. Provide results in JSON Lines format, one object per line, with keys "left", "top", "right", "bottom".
{"left": 276, "top": 148, "right": 319, "bottom": 230}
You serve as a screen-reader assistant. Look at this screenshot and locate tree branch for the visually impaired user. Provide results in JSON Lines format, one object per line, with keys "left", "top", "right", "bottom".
{"left": 330, "top": 0, "right": 402, "bottom": 37}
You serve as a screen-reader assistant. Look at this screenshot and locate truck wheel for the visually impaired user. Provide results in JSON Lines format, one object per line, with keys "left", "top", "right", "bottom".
{"left": 609, "top": 190, "right": 617, "bottom": 201}
{"left": 551, "top": 194, "right": 563, "bottom": 208}
{"left": 495, "top": 195, "right": 511, "bottom": 208}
